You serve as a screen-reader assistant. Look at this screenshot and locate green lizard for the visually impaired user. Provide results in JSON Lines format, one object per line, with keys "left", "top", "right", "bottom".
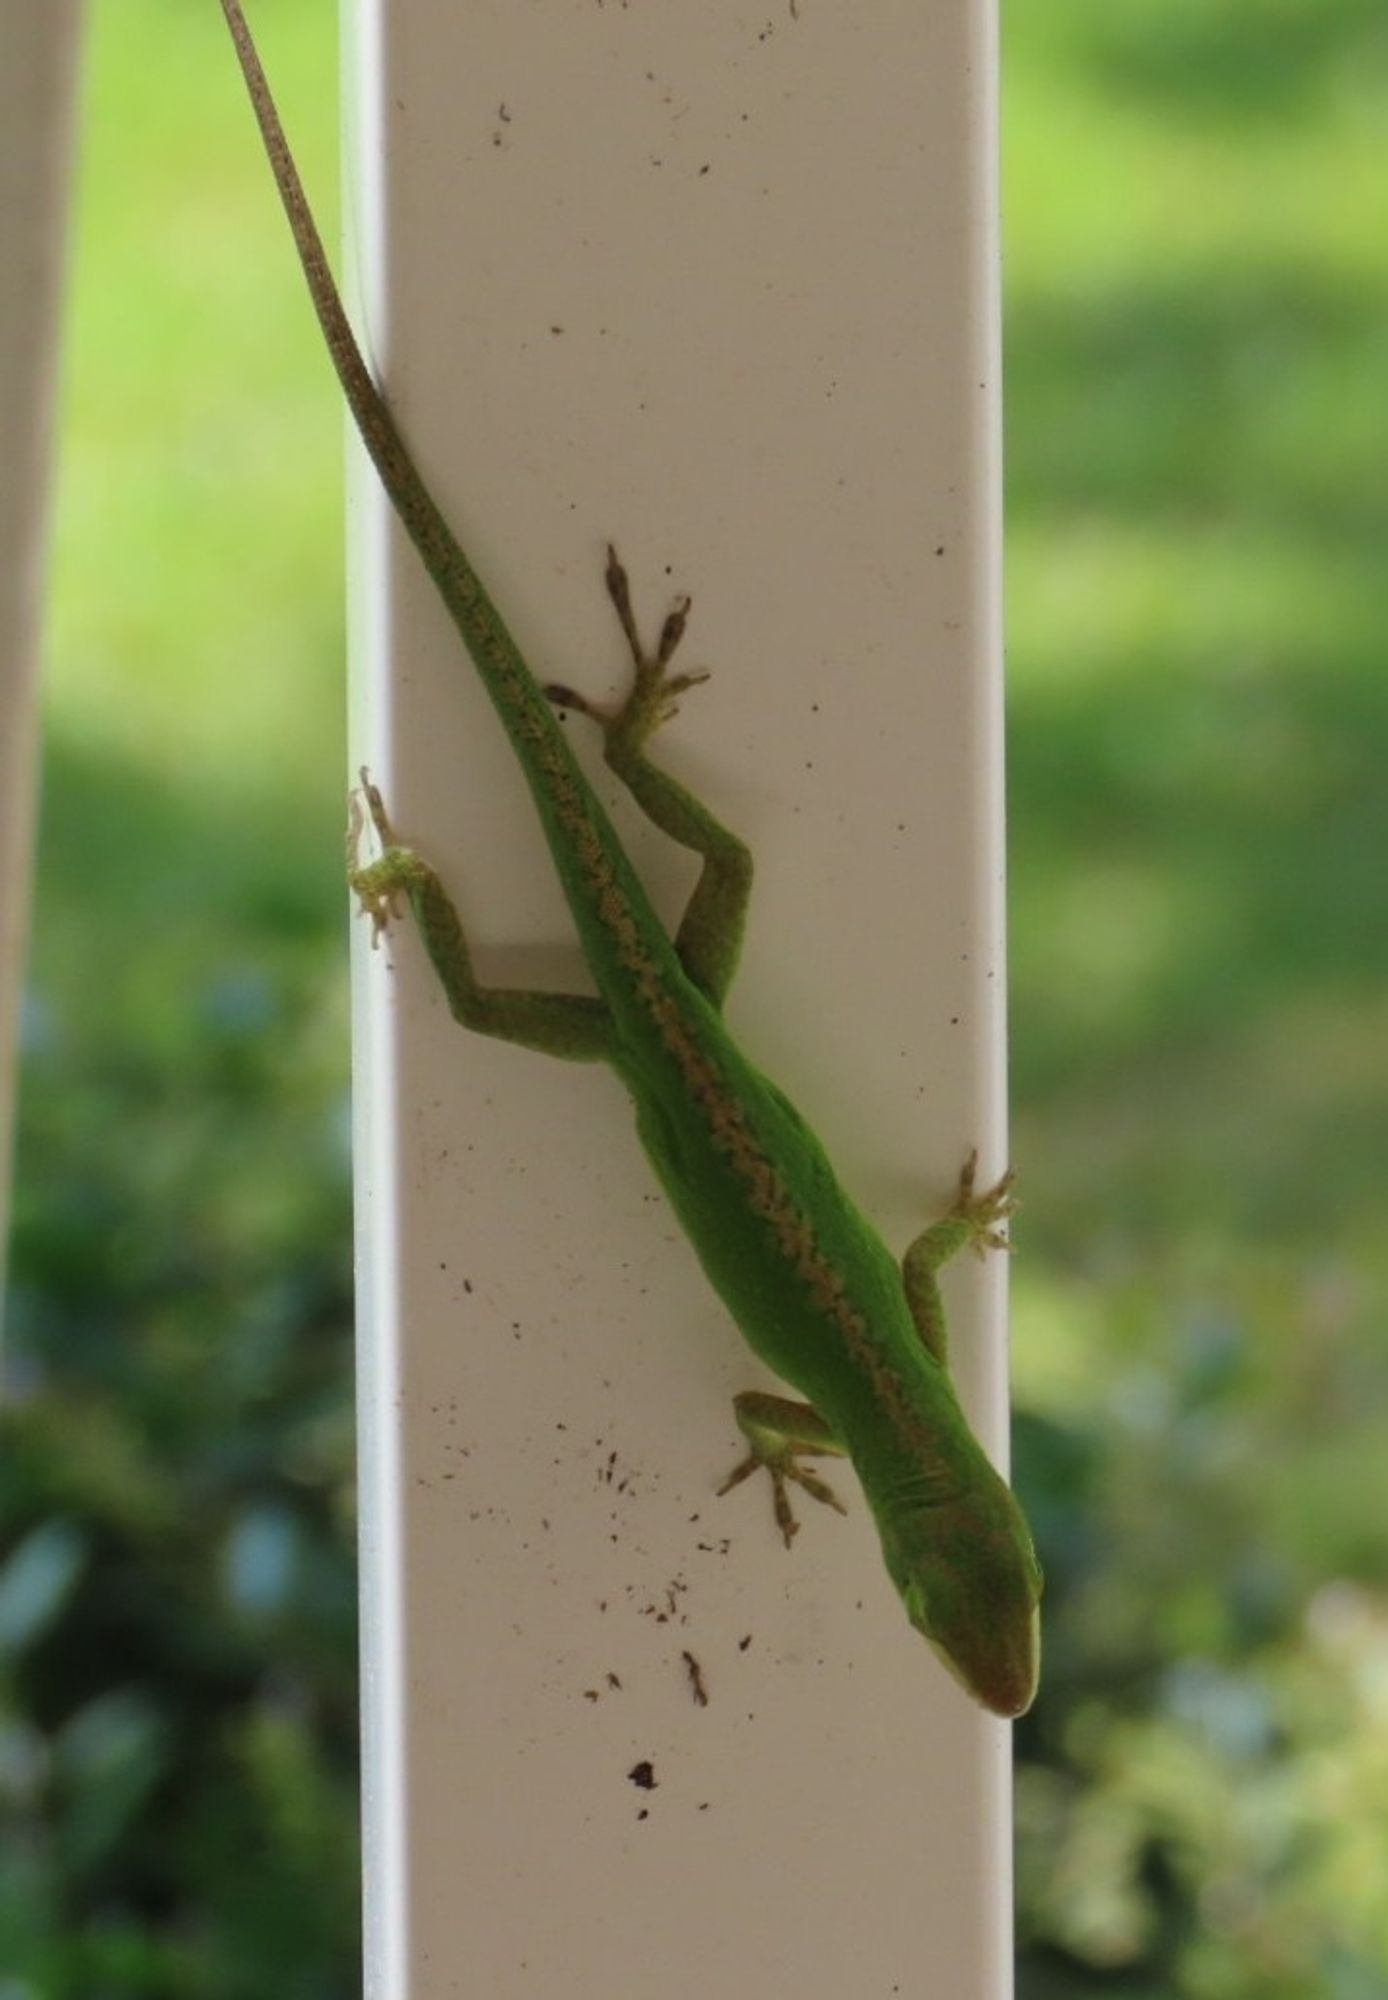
{"left": 219, "top": 0, "right": 1041, "bottom": 1717}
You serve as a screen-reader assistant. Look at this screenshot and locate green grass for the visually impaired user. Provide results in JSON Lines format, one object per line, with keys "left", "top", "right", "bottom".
{"left": 48, "top": 0, "right": 342, "bottom": 790}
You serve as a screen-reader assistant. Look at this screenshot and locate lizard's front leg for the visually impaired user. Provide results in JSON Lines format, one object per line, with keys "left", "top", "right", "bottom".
{"left": 717, "top": 1390, "right": 850, "bottom": 1546}
{"left": 899, "top": 1151, "right": 1017, "bottom": 1367}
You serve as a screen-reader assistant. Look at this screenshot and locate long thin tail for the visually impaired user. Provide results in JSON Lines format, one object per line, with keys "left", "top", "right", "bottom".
{"left": 216, "top": 0, "right": 550, "bottom": 724}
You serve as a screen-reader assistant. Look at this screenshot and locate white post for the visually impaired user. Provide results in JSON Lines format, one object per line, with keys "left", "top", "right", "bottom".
{"left": 0, "top": 2, "right": 84, "bottom": 1292}
{"left": 348, "top": 1, "right": 1011, "bottom": 1991}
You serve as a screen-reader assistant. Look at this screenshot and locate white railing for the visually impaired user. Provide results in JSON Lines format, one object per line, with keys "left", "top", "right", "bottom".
{"left": 347, "top": 1, "right": 1013, "bottom": 1992}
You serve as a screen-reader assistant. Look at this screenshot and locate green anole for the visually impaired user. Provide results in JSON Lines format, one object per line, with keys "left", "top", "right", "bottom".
{"left": 218, "top": 0, "right": 1042, "bottom": 1717}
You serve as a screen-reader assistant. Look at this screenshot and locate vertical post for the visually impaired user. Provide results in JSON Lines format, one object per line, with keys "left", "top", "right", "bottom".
{"left": 0, "top": 2, "right": 84, "bottom": 1291}
{"left": 348, "top": 0, "right": 1011, "bottom": 1991}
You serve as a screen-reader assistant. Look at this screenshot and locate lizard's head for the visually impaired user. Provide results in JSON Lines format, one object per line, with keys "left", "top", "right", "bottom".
{"left": 879, "top": 1467, "right": 1043, "bottom": 1719}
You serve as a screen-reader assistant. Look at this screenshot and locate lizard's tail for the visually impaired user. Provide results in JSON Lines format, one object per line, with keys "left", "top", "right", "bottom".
{"left": 216, "top": 0, "right": 563, "bottom": 751}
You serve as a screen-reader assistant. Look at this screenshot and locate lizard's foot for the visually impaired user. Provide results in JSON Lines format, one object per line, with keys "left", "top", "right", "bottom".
{"left": 898, "top": 1152, "right": 1018, "bottom": 1365}
{"left": 718, "top": 1450, "right": 847, "bottom": 1548}
{"left": 347, "top": 767, "right": 415, "bottom": 946}
{"left": 543, "top": 543, "right": 709, "bottom": 754}
{"left": 716, "top": 1391, "right": 848, "bottom": 1548}
{"left": 949, "top": 1149, "right": 1018, "bottom": 1258}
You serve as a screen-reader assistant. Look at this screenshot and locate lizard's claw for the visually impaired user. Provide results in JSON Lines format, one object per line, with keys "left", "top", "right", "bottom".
{"left": 716, "top": 1391, "right": 850, "bottom": 1548}
{"left": 952, "top": 1149, "right": 1019, "bottom": 1259}
{"left": 348, "top": 768, "right": 406, "bottom": 946}
{"left": 542, "top": 543, "right": 711, "bottom": 752}
{"left": 718, "top": 1449, "right": 847, "bottom": 1548}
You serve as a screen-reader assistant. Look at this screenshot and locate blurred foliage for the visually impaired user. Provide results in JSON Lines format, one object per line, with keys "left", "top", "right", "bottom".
{"left": 2, "top": 2, "right": 357, "bottom": 1994}
{"left": 1005, "top": 0, "right": 1388, "bottom": 1993}
{"left": 3, "top": 0, "right": 1386, "bottom": 1993}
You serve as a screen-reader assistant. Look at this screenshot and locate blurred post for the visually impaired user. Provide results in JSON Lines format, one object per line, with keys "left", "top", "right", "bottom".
{"left": 0, "top": 1, "right": 85, "bottom": 1296}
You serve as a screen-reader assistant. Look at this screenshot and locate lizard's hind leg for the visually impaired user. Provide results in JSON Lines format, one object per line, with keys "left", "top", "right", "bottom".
{"left": 349, "top": 771, "right": 616, "bottom": 1062}
{"left": 544, "top": 546, "right": 753, "bottom": 1010}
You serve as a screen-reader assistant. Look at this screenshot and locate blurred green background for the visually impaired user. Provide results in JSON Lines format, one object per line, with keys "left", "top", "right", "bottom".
{"left": 4, "top": 0, "right": 1387, "bottom": 1993}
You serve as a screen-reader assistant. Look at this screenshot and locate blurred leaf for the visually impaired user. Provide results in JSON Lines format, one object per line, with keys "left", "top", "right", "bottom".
{"left": 0, "top": 1523, "right": 88, "bottom": 1654}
